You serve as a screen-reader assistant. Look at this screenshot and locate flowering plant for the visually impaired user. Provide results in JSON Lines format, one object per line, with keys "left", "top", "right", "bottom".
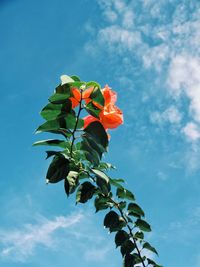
{"left": 34, "top": 75, "right": 162, "bottom": 267}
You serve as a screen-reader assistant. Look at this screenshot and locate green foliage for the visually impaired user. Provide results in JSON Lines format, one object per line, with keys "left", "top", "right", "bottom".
{"left": 76, "top": 181, "right": 96, "bottom": 203}
{"left": 127, "top": 203, "right": 145, "bottom": 218}
{"left": 123, "top": 253, "right": 136, "bottom": 267}
{"left": 84, "top": 121, "right": 108, "bottom": 150}
{"left": 147, "top": 258, "right": 163, "bottom": 267}
{"left": 49, "top": 84, "right": 71, "bottom": 104}
{"left": 104, "top": 211, "right": 126, "bottom": 232}
{"left": 70, "top": 75, "right": 81, "bottom": 81}
{"left": 85, "top": 102, "right": 101, "bottom": 118}
{"left": 89, "top": 86, "right": 104, "bottom": 106}
{"left": 134, "top": 231, "right": 144, "bottom": 240}
{"left": 116, "top": 187, "right": 135, "bottom": 201}
{"left": 135, "top": 219, "right": 151, "bottom": 232}
{"left": 115, "top": 230, "right": 129, "bottom": 247}
{"left": 65, "top": 171, "right": 79, "bottom": 196}
{"left": 34, "top": 74, "right": 161, "bottom": 267}
{"left": 46, "top": 155, "right": 70, "bottom": 183}
{"left": 143, "top": 242, "right": 158, "bottom": 255}
{"left": 120, "top": 240, "right": 135, "bottom": 256}
{"left": 94, "top": 195, "right": 113, "bottom": 212}
{"left": 33, "top": 139, "right": 68, "bottom": 149}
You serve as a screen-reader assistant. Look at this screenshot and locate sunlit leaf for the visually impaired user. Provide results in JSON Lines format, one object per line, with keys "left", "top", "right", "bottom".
{"left": 65, "top": 171, "right": 79, "bottom": 196}
{"left": 94, "top": 195, "right": 112, "bottom": 212}
{"left": 116, "top": 188, "right": 135, "bottom": 201}
{"left": 143, "top": 242, "right": 158, "bottom": 255}
{"left": 135, "top": 219, "right": 151, "bottom": 232}
{"left": 128, "top": 203, "right": 145, "bottom": 218}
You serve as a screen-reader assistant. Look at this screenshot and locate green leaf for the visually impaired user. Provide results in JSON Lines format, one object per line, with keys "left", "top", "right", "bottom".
{"left": 98, "top": 162, "right": 116, "bottom": 170}
{"left": 89, "top": 84, "right": 105, "bottom": 107}
{"left": 85, "top": 102, "right": 101, "bottom": 118}
{"left": 135, "top": 219, "right": 151, "bottom": 232}
{"left": 33, "top": 139, "right": 68, "bottom": 149}
{"left": 49, "top": 84, "right": 71, "bottom": 104}
{"left": 147, "top": 258, "right": 163, "bottom": 267}
{"left": 123, "top": 253, "right": 136, "bottom": 267}
{"left": 127, "top": 203, "right": 145, "bottom": 218}
{"left": 40, "top": 103, "right": 62, "bottom": 121}
{"left": 36, "top": 114, "right": 84, "bottom": 134}
{"left": 115, "top": 230, "right": 129, "bottom": 247}
{"left": 68, "top": 81, "right": 85, "bottom": 88}
{"left": 134, "top": 231, "right": 144, "bottom": 240}
{"left": 91, "top": 169, "right": 109, "bottom": 183}
{"left": 45, "top": 150, "right": 60, "bottom": 159}
{"left": 76, "top": 181, "right": 96, "bottom": 203}
{"left": 70, "top": 75, "right": 81, "bottom": 81}
{"left": 36, "top": 120, "right": 61, "bottom": 133}
{"left": 46, "top": 155, "right": 70, "bottom": 183}
{"left": 104, "top": 211, "right": 126, "bottom": 232}
{"left": 91, "top": 169, "right": 110, "bottom": 194}
{"left": 81, "top": 139, "right": 100, "bottom": 166}
{"left": 110, "top": 178, "right": 125, "bottom": 189}
{"left": 49, "top": 93, "right": 69, "bottom": 104}
{"left": 82, "top": 133, "right": 105, "bottom": 159}
{"left": 120, "top": 240, "right": 135, "bottom": 256}
{"left": 65, "top": 171, "right": 79, "bottom": 196}
{"left": 86, "top": 81, "right": 101, "bottom": 89}
{"left": 45, "top": 150, "right": 70, "bottom": 160}
{"left": 84, "top": 121, "right": 108, "bottom": 150}
{"left": 116, "top": 188, "right": 135, "bottom": 201}
{"left": 94, "top": 195, "right": 112, "bottom": 212}
{"left": 132, "top": 253, "right": 146, "bottom": 264}
{"left": 143, "top": 242, "right": 158, "bottom": 255}
{"left": 56, "top": 83, "right": 71, "bottom": 93}
{"left": 119, "top": 201, "right": 126, "bottom": 210}
{"left": 96, "top": 176, "right": 111, "bottom": 195}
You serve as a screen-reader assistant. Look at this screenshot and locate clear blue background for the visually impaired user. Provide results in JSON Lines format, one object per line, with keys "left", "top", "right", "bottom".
{"left": 1, "top": 1, "right": 200, "bottom": 266}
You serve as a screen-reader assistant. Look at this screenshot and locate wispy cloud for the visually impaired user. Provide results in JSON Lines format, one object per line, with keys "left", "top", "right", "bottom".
{"left": 85, "top": 1, "right": 200, "bottom": 167}
{"left": 0, "top": 213, "right": 83, "bottom": 262}
{"left": 84, "top": 245, "right": 112, "bottom": 262}
{"left": 150, "top": 106, "right": 182, "bottom": 125}
{"left": 165, "top": 205, "right": 200, "bottom": 243}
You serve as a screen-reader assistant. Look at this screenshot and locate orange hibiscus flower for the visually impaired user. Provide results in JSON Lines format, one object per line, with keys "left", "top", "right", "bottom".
{"left": 83, "top": 85, "right": 123, "bottom": 130}
{"left": 69, "top": 87, "right": 94, "bottom": 108}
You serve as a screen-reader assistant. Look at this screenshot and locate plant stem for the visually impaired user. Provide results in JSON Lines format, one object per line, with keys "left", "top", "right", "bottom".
{"left": 70, "top": 91, "right": 83, "bottom": 157}
{"left": 108, "top": 197, "right": 146, "bottom": 267}
{"left": 67, "top": 89, "right": 146, "bottom": 266}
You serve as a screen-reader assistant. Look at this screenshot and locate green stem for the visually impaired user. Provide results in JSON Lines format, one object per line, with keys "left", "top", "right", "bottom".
{"left": 82, "top": 169, "right": 146, "bottom": 267}
{"left": 70, "top": 91, "right": 83, "bottom": 157}
{"left": 108, "top": 197, "right": 146, "bottom": 267}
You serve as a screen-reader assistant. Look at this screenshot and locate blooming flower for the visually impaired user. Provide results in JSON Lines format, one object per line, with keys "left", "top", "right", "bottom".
{"left": 83, "top": 85, "right": 123, "bottom": 130}
{"left": 70, "top": 87, "right": 93, "bottom": 108}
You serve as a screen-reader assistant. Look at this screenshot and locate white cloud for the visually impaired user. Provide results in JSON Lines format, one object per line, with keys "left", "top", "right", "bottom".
{"left": 142, "top": 44, "right": 169, "bottom": 71}
{"left": 0, "top": 213, "right": 83, "bottom": 262}
{"left": 90, "top": 1, "right": 200, "bottom": 147}
{"left": 150, "top": 106, "right": 182, "bottom": 125}
{"left": 182, "top": 122, "right": 200, "bottom": 142}
{"left": 84, "top": 245, "right": 111, "bottom": 262}
{"left": 98, "top": 25, "right": 142, "bottom": 52}
{"left": 168, "top": 54, "right": 200, "bottom": 123}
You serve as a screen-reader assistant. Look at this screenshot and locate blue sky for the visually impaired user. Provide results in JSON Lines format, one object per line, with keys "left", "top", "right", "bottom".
{"left": 1, "top": 0, "right": 200, "bottom": 266}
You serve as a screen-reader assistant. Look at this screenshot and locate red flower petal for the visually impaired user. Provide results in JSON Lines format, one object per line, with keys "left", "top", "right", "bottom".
{"left": 83, "top": 115, "right": 99, "bottom": 129}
